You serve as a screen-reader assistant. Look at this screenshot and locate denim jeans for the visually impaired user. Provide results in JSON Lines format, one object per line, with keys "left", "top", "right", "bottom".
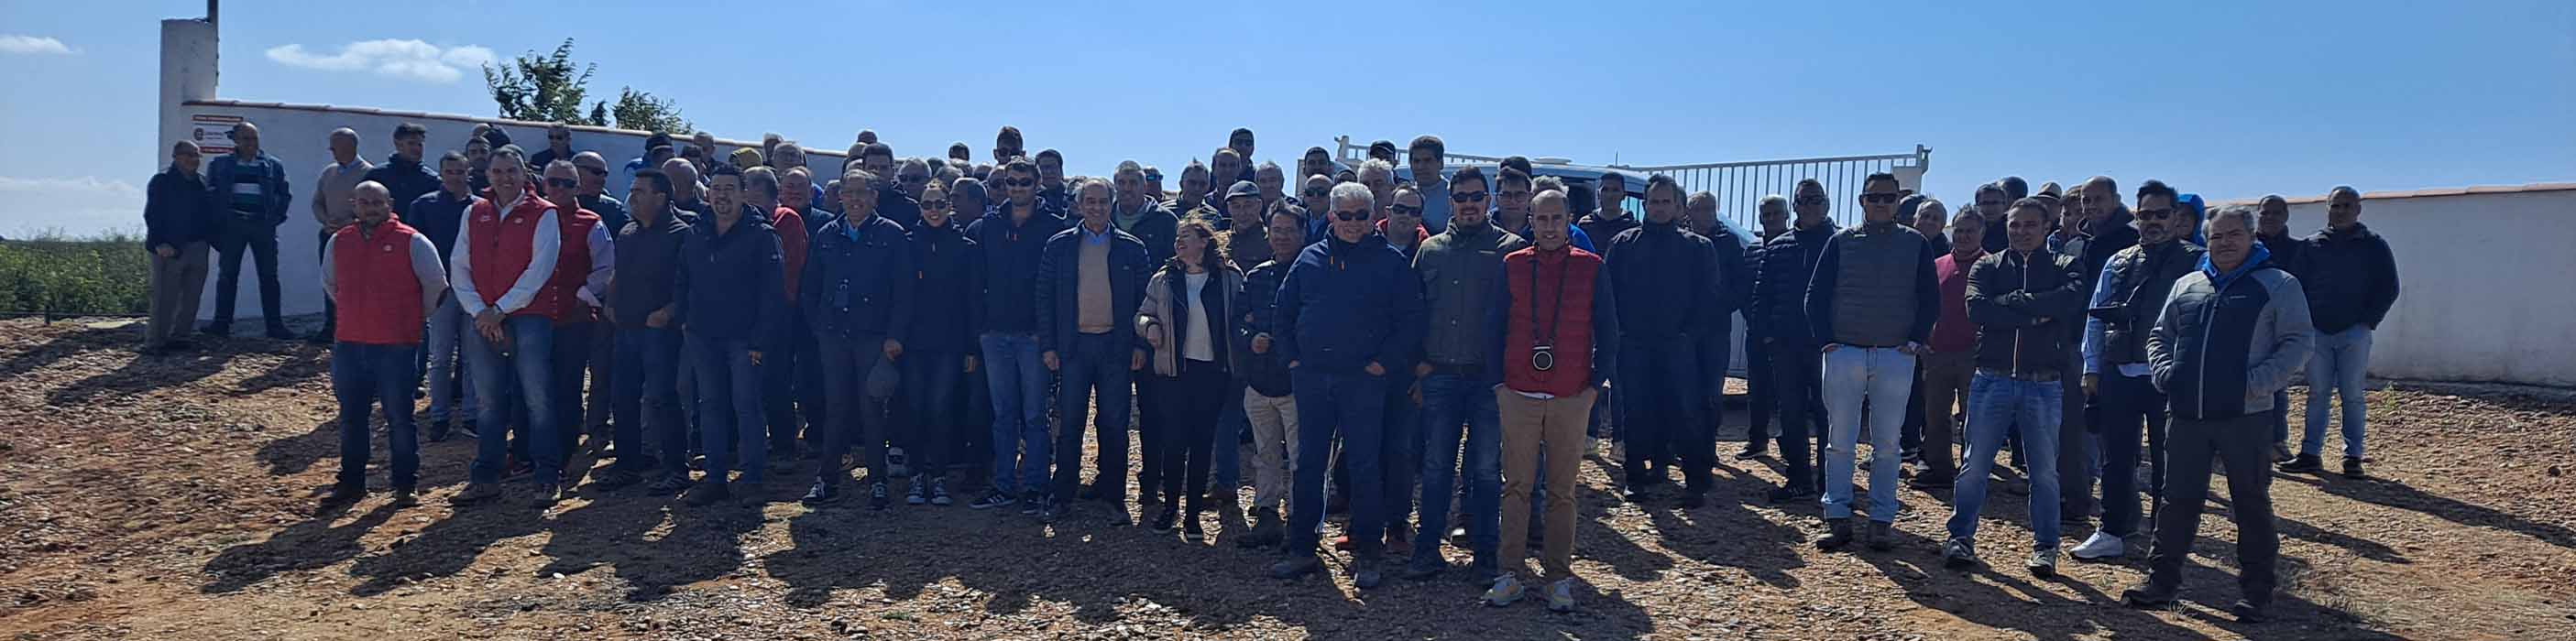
{"left": 334, "top": 342, "right": 421, "bottom": 491}
{"left": 2095, "top": 372, "right": 2167, "bottom": 538}
{"left": 1821, "top": 346, "right": 1913, "bottom": 522}
{"left": 1948, "top": 373, "right": 2064, "bottom": 549}
{"left": 465, "top": 316, "right": 557, "bottom": 484}
{"left": 1412, "top": 372, "right": 1501, "bottom": 567}
{"left": 981, "top": 332, "right": 1050, "bottom": 494}
{"left": 422, "top": 294, "right": 478, "bottom": 425}
{"left": 612, "top": 326, "right": 684, "bottom": 477}
{"left": 2302, "top": 326, "right": 2373, "bottom": 459}
{"left": 692, "top": 335, "right": 767, "bottom": 485}
{"left": 1287, "top": 368, "right": 1389, "bottom": 558}
{"left": 208, "top": 221, "right": 283, "bottom": 330}
{"left": 904, "top": 349, "right": 969, "bottom": 476}
{"left": 1051, "top": 332, "right": 1134, "bottom": 501}
{"left": 546, "top": 320, "right": 597, "bottom": 468}
{"left": 1378, "top": 369, "right": 1422, "bottom": 534}
{"left": 814, "top": 333, "right": 886, "bottom": 483}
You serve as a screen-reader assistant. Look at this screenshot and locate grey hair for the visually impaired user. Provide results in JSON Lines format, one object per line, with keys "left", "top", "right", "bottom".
{"left": 900, "top": 158, "right": 929, "bottom": 174}
{"left": 1330, "top": 181, "right": 1375, "bottom": 212}
{"left": 744, "top": 166, "right": 781, "bottom": 200}
{"left": 1358, "top": 158, "right": 1395, "bottom": 179}
{"left": 1255, "top": 161, "right": 1283, "bottom": 178}
{"left": 1115, "top": 161, "right": 1144, "bottom": 176}
{"left": 328, "top": 127, "right": 359, "bottom": 143}
{"left": 1758, "top": 194, "right": 1790, "bottom": 211}
{"left": 1686, "top": 190, "right": 1718, "bottom": 212}
{"left": 2207, "top": 204, "right": 2258, "bottom": 236}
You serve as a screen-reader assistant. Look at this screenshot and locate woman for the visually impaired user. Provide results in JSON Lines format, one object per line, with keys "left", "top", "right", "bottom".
{"left": 1135, "top": 219, "right": 1242, "bottom": 543}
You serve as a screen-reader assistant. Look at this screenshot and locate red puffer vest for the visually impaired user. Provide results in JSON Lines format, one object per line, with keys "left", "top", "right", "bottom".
{"left": 466, "top": 192, "right": 562, "bottom": 320}
{"left": 1501, "top": 246, "right": 1604, "bottom": 397}
{"left": 545, "top": 207, "right": 603, "bottom": 324}
{"left": 331, "top": 217, "right": 426, "bottom": 346}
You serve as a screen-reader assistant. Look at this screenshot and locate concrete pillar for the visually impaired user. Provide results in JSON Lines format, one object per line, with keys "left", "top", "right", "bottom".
{"left": 159, "top": 18, "right": 217, "bottom": 169}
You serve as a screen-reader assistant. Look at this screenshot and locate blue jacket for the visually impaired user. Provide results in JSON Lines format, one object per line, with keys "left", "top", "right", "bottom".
{"left": 406, "top": 189, "right": 476, "bottom": 260}
{"left": 1034, "top": 223, "right": 1154, "bottom": 353}
{"left": 578, "top": 194, "right": 631, "bottom": 238}
{"left": 144, "top": 167, "right": 216, "bottom": 249}
{"left": 204, "top": 151, "right": 292, "bottom": 226}
{"left": 1275, "top": 234, "right": 1427, "bottom": 375}
{"left": 676, "top": 215, "right": 790, "bottom": 352}
{"left": 801, "top": 212, "right": 916, "bottom": 342}
{"left": 906, "top": 219, "right": 983, "bottom": 353}
{"left": 964, "top": 203, "right": 1068, "bottom": 335}
{"left": 362, "top": 154, "right": 441, "bottom": 218}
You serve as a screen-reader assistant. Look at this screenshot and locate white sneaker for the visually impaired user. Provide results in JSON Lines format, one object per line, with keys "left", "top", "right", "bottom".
{"left": 2071, "top": 530, "right": 2126, "bottom": 560}
{"left": 1546, "top": 578, "right": 1577, "bottom": 613}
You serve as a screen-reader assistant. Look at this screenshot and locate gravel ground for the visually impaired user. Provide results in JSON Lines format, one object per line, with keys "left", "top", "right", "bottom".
{"left": 2, "top": 318, "right": 2571, "bottom": 640}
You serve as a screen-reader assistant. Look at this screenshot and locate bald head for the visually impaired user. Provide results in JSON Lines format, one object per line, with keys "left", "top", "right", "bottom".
{"left": 353, "top": 180, "right": 394, "bottom": 227}
{"left": 661, "top": 158, "right": 701, "bottom": 199}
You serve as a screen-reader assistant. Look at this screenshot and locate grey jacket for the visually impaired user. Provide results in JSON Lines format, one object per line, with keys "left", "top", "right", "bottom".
{"left": 2148, "top": 254, "right": 2314, "bottom": 420}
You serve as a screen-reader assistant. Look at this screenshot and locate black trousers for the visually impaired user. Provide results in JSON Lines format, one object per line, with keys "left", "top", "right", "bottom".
{"left": 2145, "top": 412, "right": 2278, "bottom": 603}
{"left": 1620, "top": 342, "right": 1712, "bottom": 493}
{"left": 1767, "top": 338, "right": 1829, "bottom": 488}
{"left": 1156, "top": 360, "right": 1227, "bottom": 516}
{"left": 546, "top": 320, "right": 596, "bottom": 466}
{"left": 1136, "top": 374, "right": 1167, "bottom": 501}
{"left": 814, "top": 334, "right": 888, "bottom": 483}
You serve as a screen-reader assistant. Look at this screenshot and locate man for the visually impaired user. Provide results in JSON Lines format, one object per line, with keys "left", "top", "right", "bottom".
{"left": 1036, "top": 179, "right": 1153, "bottom": 524}
{"left": 1113, "top": 162, "right": 1180, "bottom": 265}
{"left": 901, "top": 182, "right": 979, "bottom": 507}
{"left": 1358, "top": 160, "right": 1398, "bottom": 221}
{"left": 1269, "top": 182, "right": 1426, "bottom": 589}
{"left": 1895, "top": 196, "right": 1943, "bottom": 463}
{"left": 1367, "top": 140, "right": 1401, "bottom": 168}
{"left": 626, "top": 132, "right": 674, "bottom": 178}
{"left": 1803, "top": 172, "right": 1940, "bottom": 550}
{"left": 1491, "top": 168, "right": 1594, "bottom": 253}
{"left": 1233, "top": 204, "right": 1310, "bottom": 549}
{"left": 203, "top": 122, "right": 294, "bottom": 340}
{"left": 466, "top": 135, "right": 495, "bottom": 195}
{"left": 319, "top": 180, "right": 446, "bottom": 507}
{"left": 1036, "top": 149, "right": 1070, "bottom": 213}
{"left": 800, "top": 168, "right": 916, "bottom": 509}
{"left": 1736, "top": 195, "right": 1794, "bottom": 459}
{"left": 1483, "top": 189, "right": 1619, "bottom": 613}
{"left": 1173, "top": 162, "right": 1213, "bottom": 224}
{"left": 1912, "top": 207, "right": 1985, "bottom": 488}
{"left": 1113, "top": 162, "right": 1181, "bottom": 507}
{"left": 1755, "top": 181, "right": 1838, "bottom": 500}
{"left": 744, "top": 167, "right": 815, "bottom": 470}
{"left": 570, "top": 152, "right": 631, "bottom": 234}
{"left": 566, "top": 152, "right": 632, "bottom": 440}
{"left": 536, "top": 161, "right": 614, "bottom": 478}
{"left": 309, "top": 129, "right": 378, "bottom": 350}
{"left": 948, "top": 142, "right": 973, "bottom": 165}
{"left": 663, "top": 158, "right": 710, "bottom": 220}
{"left": 529, "top": 123, "right": 576, "bottom": 176}
{"left": 604, "top": 168, "right": 691, "bottom": 494}
{"left": 1406, "top": 136, "right": 1452, "bottom": 234}
{"left": 2124, "top": 205, "right": 2312, "bottom": 623}
{"left": 1578, "top": 171, "right": 1638, "bottom": 250}
{"left": 1942, "top": 199, "right": 2086, "bottom": 576}
{"left": 2253, "top": 194, "right": 2302, "bottom": 459}
{"left": 860, "top": 144, "right": 922, "bottom": 230}
{"left": 1141, "top": 166, "right": 1165, "bottom": 203}
{"left": 1219, "top": 181, "right": 1273, "bottom": 267}
{"left": 362, "top": 123, "right": 440, "bottom": 220}
{"left": 1603, "top": 175, "right": 1730, "bottom": 506}
{"left": 992, "top": 125, "right": 1025, "bottom": 165}
{"left": 1299, "top": 147, "right": 1335, "bottom": 190}
{"left": 2072, "top": 179, "right": 2202, "bottom": 561}
{"left": 144, "top": 141, "right": 216, "bottom": 353}
{"left": 1255, "top": 162, "right": 1288, "bottom": 212}
{"left": 771, "top": 143, "right": 830, "bottom": 212}
{"left": 1407, "top": 166, "right": 1527, "bottom": 581}
{"left": 895, "top": 157, "right": 936, "bottom": 212}
{"left": 2282, "top": 186, "right": 2398, "bottom": 477}
{"left": 963, "top": 159, "right": 1068, "bottom": 512}
{"left": 411, "top": 152, "right": 480, "bottom": 440}
{"left": 1683, "top": 189, "right": 1752, "bottom": 463}
{"left": 1974, "top": 182, "right": 2012, "bottom": 254}
{"left": 449, "top": 147, "right": 566, "bottom": 507}
{"left": 2055, "top": 177, "right": 2135, "bottom": 524}
{"left": 1226, "top": 128, "right": 1258, "bottom": 182}
{"left": 1209, "top": 149, "right": 1249, "bottom": 206}
{"left": 675, "top": 164, "right": 790, "bottom": 506}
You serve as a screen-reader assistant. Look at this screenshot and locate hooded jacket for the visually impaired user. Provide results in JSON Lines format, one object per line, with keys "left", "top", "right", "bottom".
{"left": 1274, "top": 233, "right": 1426, "bottom": 375}
{"left": 2150, "top": 244, "right": 2314, "bottom": 420}
{"left": 2293, "top": 223, "right": 2400, "bottom": 334}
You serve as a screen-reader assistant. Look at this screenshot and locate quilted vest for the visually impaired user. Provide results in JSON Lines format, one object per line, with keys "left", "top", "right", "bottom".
{"left": 1501, "top": 246, "right": 1603, "bottom": 397}
{"left": 544, "top": 207, "right": 603, "bottom": 325}
{"left": 330, "top": 218, "right": 425, "bottom": 345}
{"left": 466, "top": 193, "right": 563, "bottom": 320}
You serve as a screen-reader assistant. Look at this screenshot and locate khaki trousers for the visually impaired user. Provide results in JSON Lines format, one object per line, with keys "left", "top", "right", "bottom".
{"left": 146, "top": 242, "right": 210, "bottom": 347}
{"left": 1497, "top": 386, "right": 1595, "bottom": 580}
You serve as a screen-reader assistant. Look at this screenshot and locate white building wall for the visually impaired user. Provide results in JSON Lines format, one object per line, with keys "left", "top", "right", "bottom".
{"left": 2273, "top": 189, "right": 2576, "bottom": 386}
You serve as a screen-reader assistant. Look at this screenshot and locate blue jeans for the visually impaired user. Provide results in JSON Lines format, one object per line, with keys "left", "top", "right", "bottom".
{"left": 1050, "top": 332, "right": 1134, "bottom": 500}
{"left": 422, "top": 294, "right": 478, "bottom": 425}
{"left": 208, "top": 221, "right": 283, "bottom": 329}
{"left": 1210, "top": 377, "right": 1249, "bottom": 492}
{"left": 334, "top": 342, "right": 421, "bottom": 490}
{"left": 611, "top": 326, "right": 684, "bottom": 477}
{"left": 691, "top": 335, "right": 766, "bottom": 485}
{"left": 1948, "top": 373, "right": 2064, "bottom": 548}
{"left": 2302, "top": 326, "right": 2373, "bottom": 459}
{"left": 1821, "top": 346, "right": 1913, "bottom": 522}
{"left": 465, "top": 316, "right": 557, "bottom": 484}
{"left": 1412, "top": 372, "right": 1501, "bottom": 566}
{"left": 981, "top": 332, "right": 1050, "bottom": 494}
{"left": 1288, "top": 368, "right": 1390, "bottom": 557}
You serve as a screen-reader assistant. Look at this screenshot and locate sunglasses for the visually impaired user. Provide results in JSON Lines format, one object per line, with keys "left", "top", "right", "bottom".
{"left": 1145, "top": 173, "right": 1163, "bottom": 181}
{"left": 545, "top": 178, "right": 579, "bottom": 189}
{"left": 1389, "top": 204, "right": 1422, "bottom": 216}
{"left": 1004, "top": 178, "right": 1036, "bottom": 187}
{"left": 1795, "top": 195, "right": 1828, "bottom": 205}
{"left": 1451, "top": 190, "right": 1487, "bottom": 202}
{"left": 921, "top": 199, "right": 951, "bottom": 209}
{"left": 579, "top": 166, "right": 608, "bottom": 176}
{"left": 1859, "top": 192, "right": 1902, "bottom": 203}
{"left": 548, "top": 135, "right": 570, "bottom": 141}
{"left": 1303, "top": 189, "right": 1329, "bottom": 198}
{"left": 1331, "top": 210, "right": 1369, "bottom": 222}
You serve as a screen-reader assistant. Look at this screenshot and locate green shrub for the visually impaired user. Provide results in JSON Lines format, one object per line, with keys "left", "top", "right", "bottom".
{"left": 0, "top": 231, "right": 151, "bottom": 317}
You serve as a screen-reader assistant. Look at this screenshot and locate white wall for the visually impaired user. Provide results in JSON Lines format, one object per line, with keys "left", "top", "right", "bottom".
{"left": 2277, "top": 189, "right": 2576, "bottom": 386}
{"left": 169, "top": 101, "right": 846, "bottom": 320}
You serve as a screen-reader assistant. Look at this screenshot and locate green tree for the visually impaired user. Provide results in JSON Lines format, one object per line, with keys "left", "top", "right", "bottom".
{"left": 481, "top": 39, "right": 690, "bottom": 132}
{"left": 606, "top": 86, "right": 691, "bottom": 134}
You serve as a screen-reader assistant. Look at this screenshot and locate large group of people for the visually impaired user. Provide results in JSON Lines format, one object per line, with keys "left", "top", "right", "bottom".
{"left": 137, "top": 120, "right": 2400, "bottom": 619}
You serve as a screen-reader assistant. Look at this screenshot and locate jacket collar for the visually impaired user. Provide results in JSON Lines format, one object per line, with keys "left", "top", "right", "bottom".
{"left": 2198, "top": 242, "right": 2273, "bottom": 288}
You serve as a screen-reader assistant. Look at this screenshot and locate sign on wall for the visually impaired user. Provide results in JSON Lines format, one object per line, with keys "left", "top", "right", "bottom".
{"left": 189, "top": 113, "right": 242, "bottom": 155}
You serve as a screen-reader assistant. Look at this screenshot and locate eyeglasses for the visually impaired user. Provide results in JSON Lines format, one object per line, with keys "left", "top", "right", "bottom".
{"left": 921, "top": 199, "right": 950, "bottom": 209}
{"left": 1144, "top": 173, "right": 1163, "bottom": 181}
{"left": 544, "top": 178, "right": 579, "bottom": 189}
{"left": 1332, "top": 210, "right": 1369, "bottom": 222}
{"left": 1451, "top": 190, "right": 1487, "bottom": 202}
{"left": 1004, "top": 178, "right": 1036, "bottom": 187}
{"left": 1858, "top": 192, "right": 1901, "bottom": 204}
{"left": 1795, "top": 195, "right": 1828, "bottom": 205}
{"left": 1389, "top": 204, "right": 1422, "bottom": 217}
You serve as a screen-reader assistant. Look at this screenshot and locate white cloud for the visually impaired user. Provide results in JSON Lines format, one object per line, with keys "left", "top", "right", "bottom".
{"left": 264, "top": 39, "right": 496, "bottom": 83}
{"left": 0, "top": 176, "right": 148, "bottom": 237}
{"left": 0, "top": 35, "right": 75, "bottom": 55}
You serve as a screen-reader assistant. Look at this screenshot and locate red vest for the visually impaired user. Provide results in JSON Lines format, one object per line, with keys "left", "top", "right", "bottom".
{"left": 1501, "top": 246, "right": 1604, "bottom": 397}
{"left": 330, "top": 217, "right": 427, "bottom": 346}
{"left": 466, "top": 193, "right": 563, "bottom": 320}
{"left": 545, "top": 207, "right": 604, "bottom": 324}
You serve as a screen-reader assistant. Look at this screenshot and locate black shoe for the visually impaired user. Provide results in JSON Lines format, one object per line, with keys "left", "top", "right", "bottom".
{"left": 1401, "top": 558, "right": 1447, "bottom": 581}
{"left": 1104, "top": 503, "right": 1132, "bottom": 527}
{"left": 530, "top": 483, "right": 563, "bottom": 508}
{"left": 1020, "top": 492, "right": 1045, "bottom": 516}
{"left": 1151, "top": 505, "right": 1179, "bottom": 532}
{"left": 425, "top": 419, "right": 451, "bottom": 443}
{"left": 1866, "top": 521, "right": 1894, "bottom": 551}
{"left": 969, "top": 489, "right": 1016, "bottom": 510}
{"left": 1270, "top": 554, "right": 1322, "bottom": 580}
{"left": 2229, "top": 599, "right": 2270, "bottom": 623}
{"left": 869, "top": 481, "right": 892, "bottom": 510}
{"left": 1816, "top": 518, "right": 1857, "bottom": 551}
{"left": 684, "top": 483, "right": 731, "bottom": 506}
{"left": 321, "top": 483, "right": 365, "bottom": 506}
{"left": 2121, "top": 582, "right": 2180, "bottom": 608}
{"left": 1767, "top": 483, "right": 1816, "bottom": 504}
{"left": 200, "top": 321, "right": 232, "bottom": 337}
{"left": 733, "top": 483, "right": 765, "bottom": 505}
{"left": 1037, "top": 495, "right": 1061, "bottom": 523}
{"left": 644, "top": 474, "right": 691, "bottom": 495}
{"left": 1907, "top": 473, "right": 1955, "bottom": 490}
{"left": 1680, "top": 491, "right": 1708, "bottom": 509}
{"left": 591, "top": 469, "right": 642, "bottom": 490}
{"left": 389, "top": 487, "right": 419, "bottom": 507}
{"left": 802, "top": 480, "right": 840, "bottom": 505}
{"left": 304, "top": 329, "right": 334, "bottom": 344}
{"left": 2341, "top": 457, "right": 2365, "bottom": 478}
{"left": 1078, "top": 483, "right": 1102, "bottom": 502}
{"left": 2278, "top": 453, "right": 2323, "bottom": 473}
{"left": 1352, "top": 559, "right": 1385, "bottom": 590}
{"left": 264, "top": 326, "right": 295, "bottom": 341}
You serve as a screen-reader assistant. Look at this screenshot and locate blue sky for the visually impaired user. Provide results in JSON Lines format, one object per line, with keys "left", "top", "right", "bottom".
{"left": 3, "top": 1, "right": 2570, "bottom": 236}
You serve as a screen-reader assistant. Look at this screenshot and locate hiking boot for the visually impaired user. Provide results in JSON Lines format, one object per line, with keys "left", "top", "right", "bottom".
{"left": 1151, "top": 505, "right": 1179, "bottom": 532}
{"left": 926, "top": 477, "right": 953, "bottom": 506}
{"left": 1482, "top": 571, "right": 1527, "bottom": 607}
{"left": 1270, "top": 554, "right": 1322, "bottom": 580}
{"left": 1236, "top": 507, "right": 1284, "bottom": 549}
{"left": 389, "top": 487, "right": 419, "bottom": 507}
{"left": 869, "top": 481, "right": 892, "bottom": 510}
{"left": 1546, "top": 578, "right": 1578, "bottom": 613}
{"left": 1941, "top": 538, "right": 1979, "bottom": 570}
{"left": 801, "top": 480, "right": 841, "bottom": 505}
{"left": 905, "top": 476, "right": 927, "bottom": 505}
{"left": 1767, "top": 483, "right": 1816, "bottom": 504}
{"left": 1866, "top": 520, "right": 1895, "bottom": 551}
{"left": 2121, "top": 582, "right": 2180, "bottom": 608}
{"left": 969, "top": 489, "right": 1016, "bottom": 510}
{"left": 450, "top": 482, "right": 501, "bottom": 505}
{"left": 530, "top": 483, "right": 562, "bottom": 508}
{"left": 644, "top": 474, "right": 691, "bottom": 496}
{"left": 2277, "top": 453, "right": 2323, "bottom": 473}
{"left": 1816, "top": 518, "right": 1857, "bottom": 551}
{"left": 2027, "top": 548, "right": 2060, "bottom": 579}
{"left": 684, "top": 482, "right": 731, "bottom": 506}
{"left": 2342, "top": 457, "right": 2365, "bottom": 478}
{"left": 2072, "top": 530, "right": 2127, "bottom": 560}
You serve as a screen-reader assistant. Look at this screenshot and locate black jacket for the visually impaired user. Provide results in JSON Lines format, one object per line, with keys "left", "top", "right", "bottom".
{"left": 801, "top": 213, "right": 916, "bottom": 342}
{"left": 2090, "top": 239, "right": 2204, "bottom": 370}
{"left": 1034, "top": 223, "right": 1154, "bottom": 354}
{"left": 1236, "top": 258, "right": 1295, "bottom": 397}
{"left": 362, "top": 154, "right": 442, "bottom": 218}
{"left": 1750, "top": 221, "right": 1836, "bottom": 342}
{"left": 963, "top": 203, "right": 1067, "bottom": 335}
{"left": 905, "top": 219, "right": 983, "bottom": 353}
{"left": 2293, "top": 223, "right": 2399, "bottom": 333}
{"left": 1966, "top": 248, "right": 2086, "bottom": 377}
{"left": 1604, "top": 221, "right": 1725, "bottom": 342}
{"left": 1114, "top": 201, "right": 1181, "bottom": 266}
{"left": 675, "top": 214, "right": 790, "bottom": 352}
{"left": 144, "top": 167, "right": 215, "bottom": 249}
{"left": 609, "top": 207, "right": 690, "bottom": 327}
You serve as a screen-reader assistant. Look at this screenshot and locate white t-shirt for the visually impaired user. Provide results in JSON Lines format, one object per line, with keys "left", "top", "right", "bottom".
{"left": 1183, "top": 271, "right": 1215, "bottom": 363}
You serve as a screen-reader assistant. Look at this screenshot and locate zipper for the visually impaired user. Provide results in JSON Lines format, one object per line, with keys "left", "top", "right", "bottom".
{"left": 2194, "top": 266, "right": 2221, "bottom": 417}
{"left": 2013, "top": 252, "right": 2029, "bottom": 374}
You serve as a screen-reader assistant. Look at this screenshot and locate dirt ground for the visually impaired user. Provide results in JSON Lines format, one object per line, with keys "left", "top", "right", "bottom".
{"left": 2, "top": 318, "right": 2571, "bottom": 640}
